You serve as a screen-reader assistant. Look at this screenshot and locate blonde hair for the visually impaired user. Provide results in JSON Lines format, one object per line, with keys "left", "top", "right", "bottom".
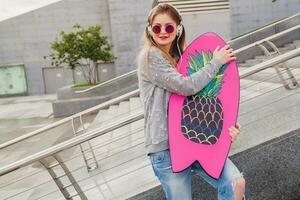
{"left": 136, "top": 3, "right": 187, "bottom": 81}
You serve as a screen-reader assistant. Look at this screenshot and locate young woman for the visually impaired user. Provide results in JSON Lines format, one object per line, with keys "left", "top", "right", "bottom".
{"left": 136, "top": 3, "right": 246, "bottom": 200}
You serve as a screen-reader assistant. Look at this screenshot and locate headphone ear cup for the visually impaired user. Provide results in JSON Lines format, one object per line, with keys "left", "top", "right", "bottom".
{"left": 176, "top": 24, "right": 183, "bottom": 36}
{"left": 147, "top": 25, "right": 153, "bottom": 36}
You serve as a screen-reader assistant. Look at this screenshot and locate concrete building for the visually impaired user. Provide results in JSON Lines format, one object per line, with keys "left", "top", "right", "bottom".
{"left": 0, "top": 0, "right": 299, "bottom": 95}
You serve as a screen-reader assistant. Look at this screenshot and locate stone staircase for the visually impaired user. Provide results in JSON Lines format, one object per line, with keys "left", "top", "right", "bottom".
{"left": 1, "top": 41, "right": 300, "bottom": 200}
{"left": 238, "top": 39, "right": 300, "bottom": 68}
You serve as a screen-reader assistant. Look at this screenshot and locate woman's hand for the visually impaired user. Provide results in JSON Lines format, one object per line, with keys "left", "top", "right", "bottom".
{"left": 213, "top": 44, "right": 236, "bottom": 65}
{"left": 228, "top": 122, "right": 241, "bottom": 142}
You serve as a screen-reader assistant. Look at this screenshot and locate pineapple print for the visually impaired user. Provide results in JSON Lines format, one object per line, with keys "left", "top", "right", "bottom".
{"left": 181, "top": 49, "right": 229, "bottom": 145}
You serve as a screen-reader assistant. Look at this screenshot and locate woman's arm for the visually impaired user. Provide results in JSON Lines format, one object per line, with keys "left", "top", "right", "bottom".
{"left": 147, "top": 47, "right": 223, "bottom": 96}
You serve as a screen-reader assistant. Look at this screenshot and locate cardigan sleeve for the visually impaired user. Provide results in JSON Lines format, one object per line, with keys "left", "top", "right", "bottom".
{"left": 147, "top": 47, "right": 223, "bottom": 96}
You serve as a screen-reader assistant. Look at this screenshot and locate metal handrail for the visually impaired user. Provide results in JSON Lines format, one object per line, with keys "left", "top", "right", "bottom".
{"left": 239, "top": 48, "right": 300, "bottom": 78}
{"left": 75, "top": 70, "right": 137, "bottom": 94}
{"left": 0, "top": 89, "right": 140, "bottom": 149}
{"left": 0, "top": 109, "right": 144, "bottom": 175}
{"left": 234, "top": 24, "right": 300, "bottom": 54}
{"left": 1, "top": 47, "right": 299, "bottom": 176}
{"left": 1, "top": 22, "right": 299, "bottom": 149}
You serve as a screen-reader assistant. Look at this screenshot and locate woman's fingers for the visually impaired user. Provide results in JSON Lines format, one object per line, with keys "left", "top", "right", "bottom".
{"left": 229, "top": 125, "right": 241, "bottom": 142}
{"left": 229, "top": 127, "right": 239, "bottom": 135}
{"left": 224, "top": 46, "right": 234, "bottom": 57}
{"left": 229, "top": 52, "right": 235, "bottom": 56}
{"left": 214, "top": 45, "right": 220, "bottom": 53}
{"left": 226, "top": 48, "right": 233, "bottom": 53}
{"left": 229, "top": 132, "right": 236, "bottom": 142}
{"left": 235, "top": 122, "right": 241, "bottom": 130}
{"left": 222, "top": 44, "right": 230, "bottom": 51}
{"left": 213, "top": 45, "right": 236, "bottom": 64}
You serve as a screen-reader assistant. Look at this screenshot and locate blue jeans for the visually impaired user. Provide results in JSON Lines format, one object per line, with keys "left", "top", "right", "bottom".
{"left": 149, "top": 149, "right": 245, "bottom": 200}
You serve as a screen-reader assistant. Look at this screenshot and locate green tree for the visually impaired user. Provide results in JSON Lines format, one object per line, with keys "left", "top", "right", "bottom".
{"left": 45, "top": 24, "right": 115, "bottom": 84}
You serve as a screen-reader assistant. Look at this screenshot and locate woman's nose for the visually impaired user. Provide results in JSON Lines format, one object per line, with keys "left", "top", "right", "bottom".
{"left": 161, "top": 27, "right": 167, "bottom": 34}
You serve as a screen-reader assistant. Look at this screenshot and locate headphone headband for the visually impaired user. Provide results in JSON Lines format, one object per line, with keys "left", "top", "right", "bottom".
{"left": 146, "top": 3, "right": 183, "bottom": 37}
{"left": 147, "top": 3, "right": 182, "bottom": 25}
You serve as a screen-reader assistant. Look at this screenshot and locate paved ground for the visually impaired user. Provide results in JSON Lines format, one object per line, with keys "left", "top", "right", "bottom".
{"left": 130, "top": 128, "right": 300, "bottom": 200}
{"left": 0, "top": 94, "right": 58, "bottom": 144}
{"left": 0, "top": 94, "right": 98, "bottom": 167}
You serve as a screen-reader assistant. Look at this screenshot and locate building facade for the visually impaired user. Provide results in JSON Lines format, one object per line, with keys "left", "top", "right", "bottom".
{"left": 0, "top": 0, "right": 299, "bottom": 95}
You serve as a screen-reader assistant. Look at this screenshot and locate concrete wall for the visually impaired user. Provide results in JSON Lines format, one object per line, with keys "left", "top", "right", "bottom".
{"left": 230, "top": 0, "right": 300, "bottom": 38}
{"left": 107, "top": 0, "right": 153, "bottom": 75}
{"left": 182, "top": 10, "right": 231, "bottom": 44}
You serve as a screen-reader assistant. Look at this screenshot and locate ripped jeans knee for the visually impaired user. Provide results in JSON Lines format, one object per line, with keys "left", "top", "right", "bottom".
{"left": 231, "top": 172, "right": 246, "bottom": 200}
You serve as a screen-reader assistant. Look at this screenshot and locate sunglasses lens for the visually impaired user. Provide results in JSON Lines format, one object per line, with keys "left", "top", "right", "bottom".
{"left": 165, "top": 25, "right": 174, "bottom": 33}
{"left": 152, "top": 25, "right": 161, "bottom": 34}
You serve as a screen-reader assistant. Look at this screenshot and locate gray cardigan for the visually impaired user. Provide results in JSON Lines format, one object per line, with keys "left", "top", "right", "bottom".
{"left": 137, "top": 46, "right": 223, "bottom": 156}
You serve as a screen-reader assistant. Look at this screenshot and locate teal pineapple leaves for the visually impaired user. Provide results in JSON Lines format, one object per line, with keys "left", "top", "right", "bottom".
{"left": 187, "top": 49, "right": 229, "bottom": 97}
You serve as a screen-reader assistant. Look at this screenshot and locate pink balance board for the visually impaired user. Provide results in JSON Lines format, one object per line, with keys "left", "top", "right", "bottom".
{"left": 168, "top": 32, "right": 240, "bottom": 179}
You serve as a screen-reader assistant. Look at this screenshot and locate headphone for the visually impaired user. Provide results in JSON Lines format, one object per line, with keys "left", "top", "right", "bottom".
{"left": 146, "top": 4, "right": 183, "bottom": 38}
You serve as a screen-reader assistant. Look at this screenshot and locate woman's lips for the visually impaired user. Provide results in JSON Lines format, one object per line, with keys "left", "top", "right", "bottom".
{"left": 159, "top": 36, "right": 169, "bottom": 40}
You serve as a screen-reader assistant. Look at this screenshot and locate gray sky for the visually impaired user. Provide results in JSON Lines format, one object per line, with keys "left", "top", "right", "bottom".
{"left": 0, "top": 0, "right": 61, "bottom": 21}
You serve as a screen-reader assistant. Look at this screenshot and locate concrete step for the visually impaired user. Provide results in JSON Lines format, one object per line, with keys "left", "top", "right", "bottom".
{"left": 56, "top": 134, "right": 148, "bottom": 199}
{"left": 240, "top": 68, "right": 300, "bottom": 102}
{"left": 238, "top": 65, "right": 298, "bottom": 76}
{"left": 90, "top": 109, "right": 107, "bottom": 125}
{"left": 238, "top": 62, "right": 253, "bottom": 68}
{"left": 0, "top": 99, "right": 147, "bottom": 199}
{"left": 240, "top": 79, "right": 283, "bottom": 102}
{"left": 88, "top": 104, "right": 120, "bottom": 147}
{"left": 292, "top": 39, "right": 300, "bottom": 46}
{"left": 129, "top": 97, "right": 144, "bottom": 134}
{"left": 238, "top": 38, "right": 300, "bottom": 68}
{"left": 244, "top": 58, "right": 265, "bottom": 64}
{"left": 106, "top": 101, "right": 132, "bottom": 155}
{"left": 239, "top": 58, "right": 265, "bottom": 68}
{"left": 0, "top": 128, "right": 147, "bottom": 200}
{"left": 55, "top": 100, "right": 144, "bottom": 172}
{"left": 282, "top": 42, "right": 297, "bottom": 49}
{"left": 232, "top": 86, "right": 300, "bottom": 155}
{"left": 238, "top": 54, "right": 287, "bottom": 68}
{"left": 83, "top": 109, "right": 108, "bottom": 132}
{"left": 104, "top": 105, "right": 119, "bottom": 122}
{"left": 129, "top": 97, "right": 142, "bottom": 111}
{"left": 278, "top": 46, "right": 296, "bottom": 54}
{"left": 254, "top": 55, "right": 267, "bottom": 59}
{"left": 52, "top": 95, "right": 111, "bottom": 117}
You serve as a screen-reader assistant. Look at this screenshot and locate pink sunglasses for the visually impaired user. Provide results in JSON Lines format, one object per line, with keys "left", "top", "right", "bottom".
{"left": 151, "top": 24, "right": 175, "bottom": 34}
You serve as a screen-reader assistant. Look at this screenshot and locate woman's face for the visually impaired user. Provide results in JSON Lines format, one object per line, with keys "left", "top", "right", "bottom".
{"left": 151, "top": 13, "right": 177, "bottom": 49}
